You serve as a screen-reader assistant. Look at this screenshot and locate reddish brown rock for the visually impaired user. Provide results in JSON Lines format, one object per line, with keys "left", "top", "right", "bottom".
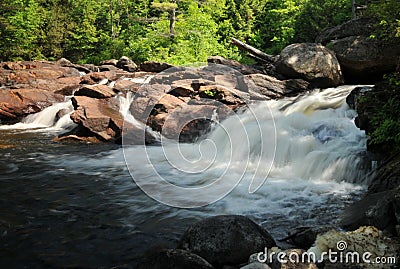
{"left": 0, "top": 88, "right": 64, "bottom": 123}
{"left": 247, "top": 73, "right": 310, "bottom": 99}
{"left": 80, "top": 72, "right": 108, "bottom": 85}
{"left": 168, "top": 79, "right": 198, "bottom": 97}
{"left": 69, "top": 96, "right": 123, "bottom": 141}
{"left": 57, "top": 76, "right": 81, "bottom": 85}
{"left": 159, "top": 102, "right": 232, "bottom": 142}
{"left": 113, "top": 79, "right": 140, "bottom": 93}
{"left": 100, "top": 59, "right": 118, "bottom": 66}
{"left": 75, "top": 85, "right": 116, "bottom": 99}
{"left": 54, "top": 85, "right": 80, "bottom": 96}
{"left": 199, "top": 85, "right": 246, "bottom": 105}
{"left": 65, "top": 95, "right": 156, "bottom": 144}
{"left": 207, "top": 56, "right": 263, "bottom": 75}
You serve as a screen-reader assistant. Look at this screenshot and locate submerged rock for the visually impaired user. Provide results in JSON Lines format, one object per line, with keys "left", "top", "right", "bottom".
{"left": 276, "top": 43, "right": 343, "bottom": 88}
{"left": 178, "top": 215, "right": 276, "bottom": 267}
{"left": 281, "top": 226, "right": 333, "bottom": 250}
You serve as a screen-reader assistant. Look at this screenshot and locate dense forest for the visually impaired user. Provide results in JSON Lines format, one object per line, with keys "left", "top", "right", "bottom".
{"left": 0, "top": 0, "right": 398, "bottom": 65}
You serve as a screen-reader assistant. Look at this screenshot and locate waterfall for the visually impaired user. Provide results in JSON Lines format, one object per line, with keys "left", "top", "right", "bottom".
{"left": 123, "top": 85, "right": 372, "bottom": 208}
{"left": 117, "top": 91, "right": 161, "bottom": 141}
{"left": 210, "top": 86, "right": 370, "bottom": 185}
{"left": 0, "top": 98, "right": 76, "bottom": 131}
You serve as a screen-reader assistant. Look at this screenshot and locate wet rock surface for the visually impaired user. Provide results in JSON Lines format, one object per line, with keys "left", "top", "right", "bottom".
{"left": 178, "top": 215, "right": 276, "bottom": 267}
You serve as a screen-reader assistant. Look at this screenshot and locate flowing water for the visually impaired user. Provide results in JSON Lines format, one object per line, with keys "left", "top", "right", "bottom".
{"left": 0, "top": 85, "right": 372, "bottom": 268}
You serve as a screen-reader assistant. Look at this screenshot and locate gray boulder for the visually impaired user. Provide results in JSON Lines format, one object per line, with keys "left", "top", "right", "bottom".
{"left": 316, "top": 17, "right": 377, "bottom": 44}
{"left": 276, "top": 43, "right": 343, "bottom": 88}
{"left": 316, "top": 17, "right": 400, "bottom": 82}
{"left": 329, "top": 36, "right": 400, "bottom": 81}
{"left": 178, "top": 215, "right": 276, "bottom": 267}
{"left": 117, "top": 56, "right": 138, "bottom": 72}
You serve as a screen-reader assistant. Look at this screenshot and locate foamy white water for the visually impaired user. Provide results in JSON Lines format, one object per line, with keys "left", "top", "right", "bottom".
{"left": 0, "top": 83, "right": 372, "bottom": 212}
{"left": 118, "top": 91, "right": 161, "bottom": 141}
{"left": 10, "top": 85, "right": 371, "bottom": 242}
{"left": 121, "top": 85, "right": 371, "bottom": 209}
{"left": 0, "top": 98, "right": 76, "bottom": 131}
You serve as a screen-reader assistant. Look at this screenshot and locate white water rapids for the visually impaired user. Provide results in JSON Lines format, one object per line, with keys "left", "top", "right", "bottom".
{"left": 120, "top": 85, "right": 371, "bottom": 210}
{"left": 0, "top": 85, "right": 372, "bottom": 239}
{"left": 0, "top": 97, "right": 76, "bottom": 131}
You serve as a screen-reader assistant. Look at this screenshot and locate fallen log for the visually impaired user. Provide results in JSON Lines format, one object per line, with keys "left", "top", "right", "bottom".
{"left": 230, "top": 37, "right": 275, "bottom": 63}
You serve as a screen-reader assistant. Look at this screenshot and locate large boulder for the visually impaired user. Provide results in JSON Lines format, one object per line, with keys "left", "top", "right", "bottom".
{"left": 69, "top": 96, "right": 123, "bottom": 142}
{"left": 316, "top": 17, "right": 400, "bottom": 82}
{"left": 329, "top": 36, "right": 400, "bottom": 82}
{"left": 276, "top": 43, "right": 343, "bottom": 88}
{"left": 178, "top": 215, "right": 276, "bottom": 267}
{"left": 136, "top": 248, "right": 214, "bottom": 269}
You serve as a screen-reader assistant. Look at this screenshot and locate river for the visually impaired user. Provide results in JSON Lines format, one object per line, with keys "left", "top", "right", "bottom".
{"left": 0, "top": 85, "right": 372, "bottom": 268}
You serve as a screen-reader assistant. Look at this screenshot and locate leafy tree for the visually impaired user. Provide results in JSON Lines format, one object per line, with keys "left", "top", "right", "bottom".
{"left": 127, "top": 0, "right": 230, "bottom": 65}
{"left": 293, "top": 0, "right": 351, "bottom": 43}
{"left": 254, "top": 0, "right": 302, "bottom": 54}
{"left": 365, "top": 0, "right": 400, "bottom": 41}
{"left": 0, "top": 0, "right": 44, "bottom": 60}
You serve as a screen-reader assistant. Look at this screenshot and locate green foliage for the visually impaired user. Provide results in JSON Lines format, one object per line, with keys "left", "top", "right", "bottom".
{"left": 366, "top": 73, "right": 400, "bottom": 153}
{"left": 0, "top": 0, "right": 394, "bottom": 65}
{"left": 203, "top": 89, "right": 218, "bottom": 97}
{"left": 292, "top": 0, "right": 351, "bottom": 43}
{"left": 253, "top": 0, "right": 351, "bottom": 54}
{"left": 0, "top": 0, "right": 45, "bottom": 60}
{"left": 365, "top": 0, "right": 400, "bottom": 41}
{"left": 126, "top": 1, "right": 233, "bottom": 65}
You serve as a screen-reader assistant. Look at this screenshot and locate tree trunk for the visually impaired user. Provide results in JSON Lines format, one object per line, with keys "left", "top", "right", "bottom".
{"left": 110, "top": 0, "right": 115, "bottom": 40}
{"left": 230, "top": 37, "right": 275, "bottom": 63}
{"left": 169, "top": 6, "right": 176, "bottom": 39}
